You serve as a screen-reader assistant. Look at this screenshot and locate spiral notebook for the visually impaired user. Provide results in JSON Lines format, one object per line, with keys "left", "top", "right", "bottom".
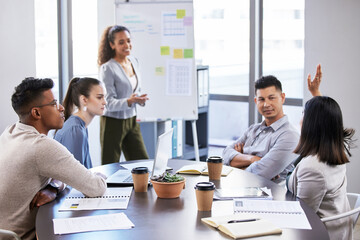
{"left": 58, "top": 187, "right": 132, "bottom": 211}
{"left": 233, "top": 199, "right": 311, "bottom": 229}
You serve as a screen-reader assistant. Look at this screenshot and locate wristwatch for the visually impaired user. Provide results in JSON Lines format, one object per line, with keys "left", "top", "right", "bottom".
{"left": 48, "top": 181, "right": 61, "bottom": 194}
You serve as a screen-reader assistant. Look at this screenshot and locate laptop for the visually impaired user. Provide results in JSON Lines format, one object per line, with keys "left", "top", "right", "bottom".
{"left": 106, "top": 128, "right": 174, "bottom": 185}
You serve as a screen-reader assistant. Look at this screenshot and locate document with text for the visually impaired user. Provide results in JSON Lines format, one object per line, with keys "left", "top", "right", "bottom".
{"left": 53, "top": 212, "right": 134, "bottom": 234}
{"left": 233, "top": 199, "right": 311, "bottom": 229}
{"left": 58, "top": 187, "right": 132, "bottom": 211}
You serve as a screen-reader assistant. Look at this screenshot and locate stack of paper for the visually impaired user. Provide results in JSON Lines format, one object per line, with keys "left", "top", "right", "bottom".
{"left": 53, "top": 212, "right": 134, "bottom": 234}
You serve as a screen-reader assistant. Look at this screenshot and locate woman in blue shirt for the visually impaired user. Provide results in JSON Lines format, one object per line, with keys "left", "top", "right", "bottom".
{"left": 54, "top": 77, "right": 106, "bottom": 168}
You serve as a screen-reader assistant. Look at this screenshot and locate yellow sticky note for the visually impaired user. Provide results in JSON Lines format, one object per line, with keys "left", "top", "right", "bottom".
{"left": 155, "top": 67, "right": 165, "bottom": 76}
{"left": 160, "top": 46, "right": 170, "bottom": 56}
{"left": 176, "top": 9, "right": 186, "bottom": 19}
{"left": 184, "top": 49, "right": 193, "bottom": 58}
{"left": 173, "top": 49, "right": 183, "bottom": 59}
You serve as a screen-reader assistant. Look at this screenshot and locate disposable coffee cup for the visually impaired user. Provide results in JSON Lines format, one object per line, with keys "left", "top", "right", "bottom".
{"left": 194, "top": 182, "right": 216, "bottom": 211}
{"left": 131, "top": 167, "right": 149, "bottom": 192}
{"left": 206, "top": 156, "right": 223, "bottom": 180}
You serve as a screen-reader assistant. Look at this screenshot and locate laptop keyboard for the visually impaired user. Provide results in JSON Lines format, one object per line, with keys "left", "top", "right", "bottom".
{"left": 123, "top": 175, "right": 133, "bottom": 183}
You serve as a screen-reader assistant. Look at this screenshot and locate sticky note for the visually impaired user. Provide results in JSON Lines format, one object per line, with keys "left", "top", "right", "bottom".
{"left": 160, "top": 46, "right": 170, "bottom": 56}
{"left": 176, "top": 9, "right": 186, "bottom": 19}
{"left": 183, "top": 16, "right": 193, "bottom": 26}
{"left": 173, "top": 49, "right": 183, "bottom": 59}
{"left": 155, "top": 67, "right": 165, "bottom": 76}
{"left": 184, "top": 49, "right": 193, "bottom": 58}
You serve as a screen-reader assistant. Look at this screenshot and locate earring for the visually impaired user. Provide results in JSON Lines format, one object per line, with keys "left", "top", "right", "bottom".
{"left": 83, "top": 106, "right": 87, "bottom": 112}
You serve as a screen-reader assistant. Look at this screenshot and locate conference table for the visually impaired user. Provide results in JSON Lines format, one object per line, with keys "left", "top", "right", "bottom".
{"left": 36, "top": 159, "right": 329, "bottom": 239}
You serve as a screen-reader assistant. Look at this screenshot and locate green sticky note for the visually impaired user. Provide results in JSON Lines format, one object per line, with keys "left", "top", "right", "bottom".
{"left": 155, "top": 67, "right": 165, "bottom": 76}
{"left": 176, "top": 9, "right": 186, "bottom": 19}
{"left": 160, "top": 46, "right": 170, "bottom": 55}
{"left": 184, "top": 49, "right": 193, "bottom": 58}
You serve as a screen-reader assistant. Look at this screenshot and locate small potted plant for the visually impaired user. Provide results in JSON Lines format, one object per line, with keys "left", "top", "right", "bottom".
{"left": 150, "top": 172, "right": 186, "bottom": 199}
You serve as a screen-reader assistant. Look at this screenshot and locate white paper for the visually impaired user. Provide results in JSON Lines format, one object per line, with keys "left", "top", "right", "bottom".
{"left": 233, "top": 199, "right": 311, "bottom": 229}
{"left": 166, "top": 59, "right": 192, "bottom": 96}
{"left": 161, "top": 11, "right": 187, "bottom": 47}
{"left": 53, "top": 212, "right": 134, "bottom": 234}
{"left": 58, "top": 187, "right": 132, "bottom": 211}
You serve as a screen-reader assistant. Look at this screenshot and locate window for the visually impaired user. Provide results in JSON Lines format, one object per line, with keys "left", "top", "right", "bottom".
{"left": 34, "top": 0, "right": 59, "bottom": 99}
{"left": 194, "top": 0, "right": 304, "bottom": 146}
{"left": 72, "top": 0, "right": 98, "bottom": 78}
{"left": 262, "top": 0, "right": 304, "bottom": 99}
{"left": 194, "top": 0, "right": 250, "bottom": 96}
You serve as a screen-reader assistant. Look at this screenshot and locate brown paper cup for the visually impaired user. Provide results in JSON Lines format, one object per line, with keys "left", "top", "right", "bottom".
{"left": 207, "top": 162, "right": 223, "bottom": 180}
{"left": 132, "top": 172, "right": 149, "bottom": 192}
{"left": 195, "top": 189, "right": 214, "bottom": 211}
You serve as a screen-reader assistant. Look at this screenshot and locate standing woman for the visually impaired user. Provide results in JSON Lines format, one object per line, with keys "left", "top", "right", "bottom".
{"left": 54, "top": 77, "right": 106, "bottom": 169}
{"left": 98, "top": 25, "right": 149, "bottom": 165}
{"left": 287, "top": 95, "right": 355, "bottom": 239}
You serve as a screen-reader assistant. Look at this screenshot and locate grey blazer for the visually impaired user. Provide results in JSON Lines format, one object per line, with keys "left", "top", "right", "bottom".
{"left": 288, "top": 155, "right": 352, "bottom": 240}
{"left": 99, "top": 56, "right": 142, "bottom": 119}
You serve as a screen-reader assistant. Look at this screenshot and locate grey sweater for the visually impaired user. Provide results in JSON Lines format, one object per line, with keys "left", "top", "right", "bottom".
{"left": 99, "top": 56, "right": 142, "bottom": 119}
{"left": 0, "top": 123, "right": 107, "bottom": 240}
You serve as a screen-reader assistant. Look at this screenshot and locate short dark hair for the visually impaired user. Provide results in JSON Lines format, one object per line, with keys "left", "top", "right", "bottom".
{"left": 255, "top": 75, "right": 282, "bottom": 94}
{"left": 294, "top": 96, "right": 355, "bottom": 165}
{"left": 11, "top": 77, "right": 54, "bottom": 116}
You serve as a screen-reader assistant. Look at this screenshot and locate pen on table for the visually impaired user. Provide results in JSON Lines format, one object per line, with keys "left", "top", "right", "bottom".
{"left": 227, "top": 218, "right": 260, "bottom": 224}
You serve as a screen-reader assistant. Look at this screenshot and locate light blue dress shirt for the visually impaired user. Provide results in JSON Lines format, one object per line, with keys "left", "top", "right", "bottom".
{"left": 54, "top": 115, "right": 92, "bottom": 169}
{"left": 223, "top": 115, "right": 299, "bottom": 183}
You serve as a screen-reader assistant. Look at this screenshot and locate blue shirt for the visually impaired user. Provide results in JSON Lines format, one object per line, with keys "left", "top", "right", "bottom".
{"left": 54, "top": 115, "right": 92, "bottom": 169}
{"left": 223, "top": 115, "right": 299, "bottom": 183}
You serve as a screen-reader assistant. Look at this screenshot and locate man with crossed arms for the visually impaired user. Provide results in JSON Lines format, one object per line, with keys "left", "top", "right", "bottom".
{"left": 223, "top": 76, "right": 299, "bottom": 184}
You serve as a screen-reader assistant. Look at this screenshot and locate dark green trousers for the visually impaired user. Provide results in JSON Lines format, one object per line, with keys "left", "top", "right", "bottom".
{"left": 100, "top": 116, "right": 149, "bottom": 165}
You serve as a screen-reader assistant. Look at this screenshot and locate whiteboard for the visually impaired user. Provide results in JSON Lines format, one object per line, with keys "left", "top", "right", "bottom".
{"left": 115, "top": 1, "right": 198, "bottom": 121}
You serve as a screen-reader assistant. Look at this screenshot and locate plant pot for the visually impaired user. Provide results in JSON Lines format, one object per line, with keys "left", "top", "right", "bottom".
{"left": 150, "top": 179, "right": 186, "bottom": 199}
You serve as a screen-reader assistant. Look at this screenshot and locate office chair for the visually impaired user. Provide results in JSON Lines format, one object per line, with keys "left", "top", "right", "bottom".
{"left": 321, "top": 193, "right": 360, "bottom": 228}
{"left": 0, "top": 229, "right": 21, "bottom": 240}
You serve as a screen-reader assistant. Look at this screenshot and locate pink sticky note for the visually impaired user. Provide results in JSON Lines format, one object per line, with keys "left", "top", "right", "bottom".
{"left": 183, "top": 17, "right": 193, "bottom": 26}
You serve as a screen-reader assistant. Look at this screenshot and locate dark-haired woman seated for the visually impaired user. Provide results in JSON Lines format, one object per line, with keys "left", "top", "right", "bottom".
{"left": 287, "top": 65, "right": 355, "bottom": 240}
{"left": 54, "top": 77, "right": 106, "bottom": 168}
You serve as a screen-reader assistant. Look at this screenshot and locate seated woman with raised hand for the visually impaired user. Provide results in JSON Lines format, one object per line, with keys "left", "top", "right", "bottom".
{"left": 287, "top": 65, "right": 355, "bottom": 240}
{"left": 54, "top": 77, "right": 106, "bottom": 168}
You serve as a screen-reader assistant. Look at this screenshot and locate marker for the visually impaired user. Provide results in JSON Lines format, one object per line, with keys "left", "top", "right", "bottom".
{"left": 227, "top": 218, "right": 259, "bottom": 224}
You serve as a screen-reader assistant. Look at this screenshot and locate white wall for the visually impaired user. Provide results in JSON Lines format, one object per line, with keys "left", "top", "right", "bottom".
{"left": 305, "top": 0, "right": 360, "bottom": 193}
{"left": 0, "top": 0, "right": 36, "bottom": 131}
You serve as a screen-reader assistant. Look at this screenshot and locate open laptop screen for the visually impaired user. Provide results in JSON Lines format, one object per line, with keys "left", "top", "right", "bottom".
{"left": 151, "top": 128, "right": 173, "bottom": 177}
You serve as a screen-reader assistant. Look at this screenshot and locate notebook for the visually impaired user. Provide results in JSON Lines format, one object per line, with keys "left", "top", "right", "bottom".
{"left": 233, "top": 199, "right": 312, "bottom": 229}
{"left": 176, "top": 163, "right": 233, "bottom": 176}
{"left": 58, "top": 187, "right": 132, "bottom": 211}
{"left": 201, "top": 214, "right": 282, "bottom": 239}
{"left": 106, "top": 128, "right": 174, "bottom": 185}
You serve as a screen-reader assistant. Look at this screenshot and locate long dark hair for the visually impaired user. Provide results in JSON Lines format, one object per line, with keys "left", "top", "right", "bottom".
{"left": 98, "top": 25, "right": 130, "bottom": 66}
{"left": 294, "top": 96, "right": 355, "bottom": 165}
{"left": 62, "top": 77, "right": 101, "bottom": 121}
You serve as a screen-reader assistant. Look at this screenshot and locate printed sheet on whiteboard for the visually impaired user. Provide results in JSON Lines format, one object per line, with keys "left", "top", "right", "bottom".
{"left": 166, "top": 59, "right": 193, "bottom": 96}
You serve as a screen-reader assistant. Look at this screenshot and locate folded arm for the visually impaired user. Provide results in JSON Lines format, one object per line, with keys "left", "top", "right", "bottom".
{"left": 245, "top": 131, "right": 299, "bottom": 180}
